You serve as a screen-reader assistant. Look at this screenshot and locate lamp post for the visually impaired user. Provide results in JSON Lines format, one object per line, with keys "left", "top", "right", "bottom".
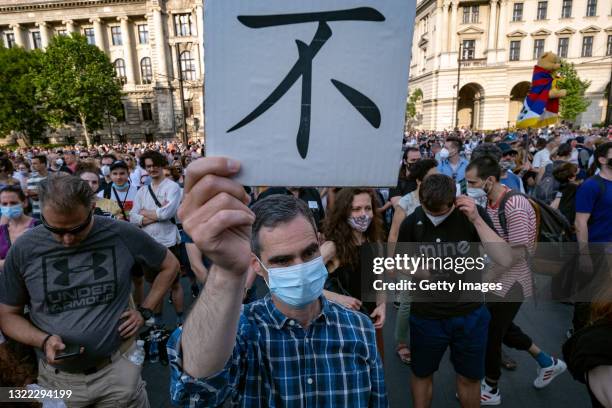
{"left": 176, "top": 43, "right": 191, "bottom": 145}
{"left": 455, "top": 43, "right": 463, "bottom": 129}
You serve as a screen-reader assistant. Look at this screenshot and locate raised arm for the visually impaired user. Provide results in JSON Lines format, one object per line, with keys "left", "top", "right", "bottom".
{"left": 178, "top": 158, "right": 254, "bottom": 378}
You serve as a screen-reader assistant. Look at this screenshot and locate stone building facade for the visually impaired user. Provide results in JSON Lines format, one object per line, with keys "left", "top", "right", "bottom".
{"left": 409, "top": 0, "right": 611, "bottom": 130}
{"left": 0, "top": 0, "right": 204, "bottom": 143}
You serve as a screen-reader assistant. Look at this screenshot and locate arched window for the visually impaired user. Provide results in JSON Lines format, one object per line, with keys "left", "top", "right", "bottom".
{"left": 140, "top": 57, "right": 152, "bottom": 84}
{"left": 114, "top": 58, "right": 127, "bottom": 85}
{"left": 179, "top": 51, "right": 196, "bottom": 81}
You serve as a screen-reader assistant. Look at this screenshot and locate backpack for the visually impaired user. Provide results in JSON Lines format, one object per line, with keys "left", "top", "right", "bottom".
{"left": 498, "top": 190, "right": 574, "bottom": 277}
{"left": 532, "top": 162, "right": 560, "bottom": 204}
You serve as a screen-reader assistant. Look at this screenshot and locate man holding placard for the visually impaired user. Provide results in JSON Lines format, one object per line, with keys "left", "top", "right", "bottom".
{"left": 167, "top": 158, "right": 387, "bottom": 407}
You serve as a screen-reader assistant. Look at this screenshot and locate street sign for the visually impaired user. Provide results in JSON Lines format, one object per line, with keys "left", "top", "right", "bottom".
{"left": 204, "top": 0, "right": 415, "bottom": 186}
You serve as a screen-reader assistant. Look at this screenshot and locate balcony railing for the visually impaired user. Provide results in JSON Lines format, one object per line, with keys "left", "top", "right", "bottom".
{"left": 459, "top": 58, "right": 487, "bottom": 67}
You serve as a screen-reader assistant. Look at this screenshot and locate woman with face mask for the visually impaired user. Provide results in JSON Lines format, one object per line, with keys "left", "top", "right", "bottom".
{"left": 0, "top": 186, "right": 39, "bottom": 271}
{"left": 320, "top": 188, "right": 387, "bottom": 356}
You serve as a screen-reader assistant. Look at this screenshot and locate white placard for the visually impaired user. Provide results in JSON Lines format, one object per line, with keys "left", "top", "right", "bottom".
{"left": 204, "top": 0, "right": 415, "bottom": 186}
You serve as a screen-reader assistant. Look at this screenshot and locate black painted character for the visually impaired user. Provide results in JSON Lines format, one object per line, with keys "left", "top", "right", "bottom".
{"left": 228, "top": 7, "right": 385, "bottom": 159}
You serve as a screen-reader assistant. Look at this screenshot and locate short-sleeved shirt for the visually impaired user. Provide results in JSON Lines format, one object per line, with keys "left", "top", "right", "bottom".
{"left": 575, "top": 176, "right": 612, "bottom": 243}
{"left": 398, "top": 206, "right": 494, "bottom": 319}
{"left": 0, "top": 216, "right": 167, "bottom": 371}
{"left": 486, "top": 188, "right": 537, "bottom": 298}
{"left": 397, "top": 191, "right": 420, "bottom": 217}
{"left": 532, "top": 148, "right": 551, "bottom": 169}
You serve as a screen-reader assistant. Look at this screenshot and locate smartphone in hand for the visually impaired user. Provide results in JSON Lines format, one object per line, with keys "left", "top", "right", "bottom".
{"left": 55, "top": 343, "right": 82, "bottom": 360}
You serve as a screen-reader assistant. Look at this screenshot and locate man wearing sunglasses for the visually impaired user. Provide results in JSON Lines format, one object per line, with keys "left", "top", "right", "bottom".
{"left": 0, "top": 173, "right": 179, "bottom": 407}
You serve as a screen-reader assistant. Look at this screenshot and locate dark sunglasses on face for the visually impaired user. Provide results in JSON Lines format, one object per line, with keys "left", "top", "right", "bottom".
{"left": 41, "top": 210, "right": 93, "bottom": 236}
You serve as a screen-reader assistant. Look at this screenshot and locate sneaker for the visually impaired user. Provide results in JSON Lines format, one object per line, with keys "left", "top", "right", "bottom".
{"left": 533, "top": 358, "right": 567, "bottom": 389}
{"left": 480, "top": 381, "right": 501, "bottom": 406}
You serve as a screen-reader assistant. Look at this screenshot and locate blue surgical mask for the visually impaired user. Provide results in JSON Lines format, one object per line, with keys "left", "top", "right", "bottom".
{"left": 1, "top": 205, "right": 23, "bottom": 219}
{"left": 113, "top": 182, "right": 129, "bottom": 191}
{"left": 260, "top": 256, "right": 327, "bottom": 309}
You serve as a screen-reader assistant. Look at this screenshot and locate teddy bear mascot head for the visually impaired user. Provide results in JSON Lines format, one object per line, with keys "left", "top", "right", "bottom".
{"left": 516, "top": 51, "right": 567, "bottom": 128}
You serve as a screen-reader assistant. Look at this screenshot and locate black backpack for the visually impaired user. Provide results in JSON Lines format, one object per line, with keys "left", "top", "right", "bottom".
{"left": 498, "top": 189, "right": 572, "bottom": 243}
{"left": 532, "top": 162, "right": 561, "bottom": 205}
{"left": 498, "top": 190, "right": 574, "bottom": 277}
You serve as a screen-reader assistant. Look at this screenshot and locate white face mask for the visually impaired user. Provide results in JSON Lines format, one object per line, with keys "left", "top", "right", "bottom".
{"left": 439, "top": 148, "right": 450, "bottom": 160}
{"left": 424, "top": 206, "right": 454, "bottom": 227}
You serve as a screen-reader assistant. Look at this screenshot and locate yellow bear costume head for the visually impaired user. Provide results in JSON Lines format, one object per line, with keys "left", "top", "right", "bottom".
{"left": 537, "top": 51, "right": 562, "bottom": 72}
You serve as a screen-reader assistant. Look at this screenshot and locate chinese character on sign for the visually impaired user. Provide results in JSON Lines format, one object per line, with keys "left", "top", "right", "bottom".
{"left": 227, "top": 8, "right": 385, "bottom": 159}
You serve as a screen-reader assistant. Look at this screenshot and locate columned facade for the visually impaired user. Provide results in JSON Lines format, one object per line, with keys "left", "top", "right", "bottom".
{"left": 0, "top": 0, "right": 205, "bottom": 143}
{"left": 410, "top": 0, "right": 610, "bottom": 130}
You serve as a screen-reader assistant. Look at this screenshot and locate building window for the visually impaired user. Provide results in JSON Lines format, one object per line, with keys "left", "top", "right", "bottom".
{"left": 56, "top": 29, "right": 67, "bottom": 37}
{"left": 140, "top": 57, "right": 152, "bottom": 84}
{"left": 117, "top": 104, "right": 126, "bottom": 122}
{"left": 607, "top": 35, "right": 612, "bottom": 56}
{"left": 183, "top": 100, "right": 194, "bottom": 118}
{"left": 114, "top": 58, "right": 127, "bottom": 84}
{"left": 179, "top": 50, "right": 196, "bottom": 80}
{"left": 462, "top": 40, "right": 476, "bottom": 60}
{"left": 5, "top": 33, "right": 15, "bottom": 48}
{"left": 586, "top": 0, "right": 597, "bottom": 16}
{"left": 533, "top": 39, "right": 545, "bottom": 59}
{"left": 111, "top": 26, "right": 122, "bottom": 46}
{"left": 462, "top": 6, "right": 479, "bottom": 23}
{"left": 32, "top": 31, "right": 42, "bottom": 49}
{"left": 561, "top": 0, "right": 572, "bottom": 17}
{"left": 581, "top": 36, "right": 593, "bottom": 57}
{"left": 557, "top": 37, "right": 569, "bottom": 58}
{"left": 537, "top": 1, "right": 548, "bottom": 19}
{"left": 509, "top": 40, "right": 521, "bottom": 60}
{"left": 138, "top": 24, "right": 148, "bottom": 44}
{"left": 174, "top": 14, "right": 193, "bottom": 37}
{"left": 512, "top": 3, "right": 523, "bottom": 21}
{"left": 83, "top": 28, "right": 95, "bottom": 45}
{"left": 141, "top": 102, "right": 153, "bottom": 121}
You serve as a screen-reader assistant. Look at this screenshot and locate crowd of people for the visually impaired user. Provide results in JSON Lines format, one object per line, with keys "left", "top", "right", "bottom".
{"left": 0, "top": 125, "right": 610, "bottom": 407}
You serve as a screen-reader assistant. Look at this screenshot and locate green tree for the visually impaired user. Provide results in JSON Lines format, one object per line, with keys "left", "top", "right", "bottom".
{"left": 405, "top": 88, "right": 423, "bottom": 128}
{"left": 34, "top": 34, "right": 123, "bottom": 147}
{"left": 0, "top": 45, "right": 46, "bottom": 144}
{"left": 558, "top": 61, "right": 591, "bottom": 123}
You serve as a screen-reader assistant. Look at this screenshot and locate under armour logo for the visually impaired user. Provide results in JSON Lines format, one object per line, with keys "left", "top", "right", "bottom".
{"left": 53, "top": 253, "right": 109, "bottom": 287}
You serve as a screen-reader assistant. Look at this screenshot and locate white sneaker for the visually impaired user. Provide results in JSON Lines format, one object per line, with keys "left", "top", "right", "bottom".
{"left": 533, "top": 358, "right": 567, "bottom": 389}
{"left": 480, "top": 380, "right": 501, "bottom": 406}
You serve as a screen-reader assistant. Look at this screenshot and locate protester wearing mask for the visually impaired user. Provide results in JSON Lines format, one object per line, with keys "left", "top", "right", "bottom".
{"left": 390, "top": 147, "right": 421, "bottom": 206}
{"left": 398, "top": 174, "right": 512, "bottom": 408}
{"left": 319, "top": 188, "right": 387, "bottom": 356}
{"left": 437, "top": 136, "right": 469, "bottom": 190}
{"left": 0, "top": 186, "right": 38, "bottom": 271}
{"left": 168, "top": 175, "right": 387, "bottom": 407}
{"left": 99, "top": 154, "right": 117, "bottom": 193}
{"left": 76, "top": 164, "right": 123, "bottom": 220}
{"left": 465, "top": 157, "right": 567, "bottom": 405}
{"left": 98, "top": 160, "right": 138, "bottom": 221}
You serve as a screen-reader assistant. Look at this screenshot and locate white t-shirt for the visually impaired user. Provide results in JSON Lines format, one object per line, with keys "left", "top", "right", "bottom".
{"left": 532, "top": 148, "right": 551, "bottom": 169}
{"left": 97, "top": 184, "right": 139, "bottom": 217}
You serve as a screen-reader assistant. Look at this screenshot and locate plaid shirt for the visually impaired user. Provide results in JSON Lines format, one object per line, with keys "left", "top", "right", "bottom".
{"left": 167, "top": 295, "right": 388, "bottom": 408}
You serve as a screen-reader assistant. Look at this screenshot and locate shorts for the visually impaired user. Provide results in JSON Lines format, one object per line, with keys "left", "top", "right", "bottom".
{"left": 410, "top": 304, "right": 490, "bottom": 380}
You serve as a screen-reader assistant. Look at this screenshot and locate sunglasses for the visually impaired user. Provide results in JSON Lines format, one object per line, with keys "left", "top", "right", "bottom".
{"left": 41, "top": 210, "right": 93, "bottom": 236}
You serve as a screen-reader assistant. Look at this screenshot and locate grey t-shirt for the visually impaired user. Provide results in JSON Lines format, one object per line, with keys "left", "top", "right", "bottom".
{"left": 0, "top": 216, "right": 167, "bottom": 371}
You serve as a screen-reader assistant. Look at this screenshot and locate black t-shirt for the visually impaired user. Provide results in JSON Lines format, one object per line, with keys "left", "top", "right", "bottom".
{"left": 398, "top": 205, "right": 495, "bottom": 319}
{"left": 389, "top": 178, "right": 417, "bottom": 200}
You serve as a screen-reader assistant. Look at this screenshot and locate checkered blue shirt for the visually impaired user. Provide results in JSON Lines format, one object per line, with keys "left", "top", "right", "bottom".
{"left": 167, "top": 295, "right": 388, "bottom": 407}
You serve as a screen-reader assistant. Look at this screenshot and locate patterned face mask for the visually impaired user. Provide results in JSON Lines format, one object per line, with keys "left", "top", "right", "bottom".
{"left": 347, "top": 214, "right": 372, "bottom": 232}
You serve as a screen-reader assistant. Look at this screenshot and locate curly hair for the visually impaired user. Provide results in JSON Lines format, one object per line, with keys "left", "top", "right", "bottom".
{"left": 322, "top": 188, "right": 385, "bottom": 269}
{"left": 0, "top": 339, "right": 39, "bottom": 408}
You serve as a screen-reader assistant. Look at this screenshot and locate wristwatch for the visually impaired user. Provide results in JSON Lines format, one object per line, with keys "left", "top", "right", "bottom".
{"left": 137, "top": 306, "right": 153, "bottom": 321}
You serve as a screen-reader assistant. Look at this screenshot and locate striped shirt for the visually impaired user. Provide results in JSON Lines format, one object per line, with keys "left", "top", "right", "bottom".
{"left": 486, "top": 188, "right": 536, "bottom": 298}
{"left": 167, "top": 294, "right": 387, "bottom": 408}
{"left": 26, "top": 173, "right": 47, "bottom": 215}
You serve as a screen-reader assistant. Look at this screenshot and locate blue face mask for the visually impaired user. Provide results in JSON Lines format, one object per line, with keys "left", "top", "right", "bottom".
{"left": 260, "top": 256, "right": 327, "bottom": 309}
{"left": 1, "top": 205, "right": 23, "bottom": 219}
{"left": 112, "top": 182, "right": 129, "bottom": 191}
